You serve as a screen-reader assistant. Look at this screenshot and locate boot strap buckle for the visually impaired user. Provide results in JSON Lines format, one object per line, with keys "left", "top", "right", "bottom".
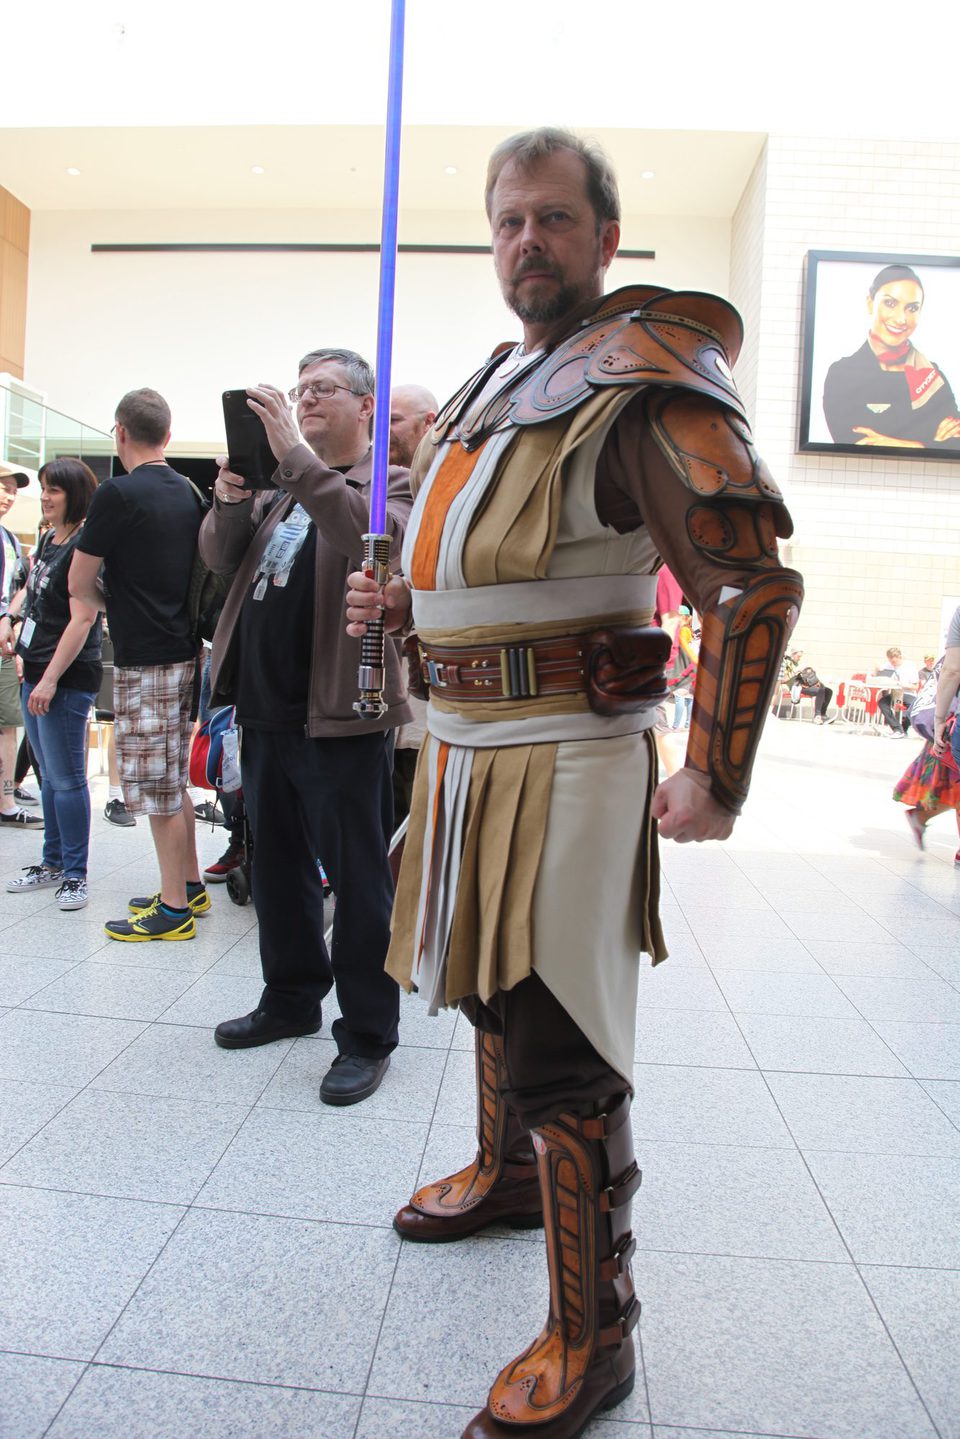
{"left": 599, "top": 1161, "right": 643, "bottom": 1211}
{"left": 599, "top": 1295, "right": 642, "bottom": 1347}
{"left": 600, "top": 1234, "right": 637, "bottom": 1280}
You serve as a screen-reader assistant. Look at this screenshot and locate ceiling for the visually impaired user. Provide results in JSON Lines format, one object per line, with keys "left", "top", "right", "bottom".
{"left": 0, "top": 125, "right": 765, "bottom": 220}
{"left": 2, "top": 0, "right": 953, "bottom": 228}
{"left": 3, "top": 0, "right": 955, "bottom": 140}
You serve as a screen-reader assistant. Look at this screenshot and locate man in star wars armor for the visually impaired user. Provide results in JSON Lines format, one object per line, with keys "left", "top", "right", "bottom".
{"left": 347, "top": 128, "right": 802, "bottom": 1439}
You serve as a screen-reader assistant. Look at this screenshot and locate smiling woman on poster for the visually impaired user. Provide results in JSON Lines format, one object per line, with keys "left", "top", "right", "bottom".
{"left": 822, "top": 264, "right": 960, "bottom": 450}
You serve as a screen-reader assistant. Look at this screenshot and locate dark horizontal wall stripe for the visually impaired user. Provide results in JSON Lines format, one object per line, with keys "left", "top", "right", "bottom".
{"left": 91, "top": 242, "right": 656, "bottom": 259}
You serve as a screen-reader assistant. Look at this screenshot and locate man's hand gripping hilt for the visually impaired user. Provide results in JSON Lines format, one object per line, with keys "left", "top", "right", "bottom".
{"left": 354, "top": 533, "right": 392, "bottom": 720}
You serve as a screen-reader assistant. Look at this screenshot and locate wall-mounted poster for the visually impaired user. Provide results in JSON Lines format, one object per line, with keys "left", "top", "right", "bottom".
{"left": 799, "top": 250, "right": 960, "bottom": 460}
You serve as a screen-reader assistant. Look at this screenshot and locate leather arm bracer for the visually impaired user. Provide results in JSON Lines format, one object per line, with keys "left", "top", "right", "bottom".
{"left": 685, "top": 570, "right": 803, "bottom": 814}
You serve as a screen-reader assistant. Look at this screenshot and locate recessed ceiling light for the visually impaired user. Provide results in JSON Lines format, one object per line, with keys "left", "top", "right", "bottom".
{"left": 444, "top": 165, "right": 458, "bottom": 176}
{"left": 641, "top": 170, "right": 655, "bottom": 180}
{"left": 251, "top": 165, "right": 265, "bottom": 175}
{"left": 66, "top": 167, "right": 81, "bottom": 176}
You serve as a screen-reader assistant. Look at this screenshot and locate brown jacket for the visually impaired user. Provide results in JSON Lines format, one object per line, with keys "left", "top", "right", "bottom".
{"left": 200, "top": 442, "right": 413, "bottom": 737}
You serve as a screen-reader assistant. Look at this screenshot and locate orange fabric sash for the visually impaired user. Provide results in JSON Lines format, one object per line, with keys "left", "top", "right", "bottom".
{"left": 409, "top": 442, "right": 487, "bottom": 590}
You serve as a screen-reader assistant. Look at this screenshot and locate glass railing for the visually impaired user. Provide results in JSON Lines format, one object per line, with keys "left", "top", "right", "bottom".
{"left": 1, "top": 382, "right": 113, "bottom": 482}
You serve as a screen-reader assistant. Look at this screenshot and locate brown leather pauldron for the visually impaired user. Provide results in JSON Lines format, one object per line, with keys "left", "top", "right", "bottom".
{"left": 429, "top": 284, "right": 748, "bottom": 452}
{"left": 415, "top": 626, "right": 670, "bottom": 717}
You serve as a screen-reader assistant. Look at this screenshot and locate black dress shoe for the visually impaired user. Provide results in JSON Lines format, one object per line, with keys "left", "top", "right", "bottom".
{"left": 214, "top": 1008, "right": 321, "bottom": 1049}
{"left": 320, "top": 1053, "right": 390, "bottom": 1106}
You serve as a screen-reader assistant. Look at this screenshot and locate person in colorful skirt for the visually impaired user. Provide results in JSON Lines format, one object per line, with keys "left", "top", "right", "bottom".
{"left": 899, "top": 604, "right": 960, "bottom": 863}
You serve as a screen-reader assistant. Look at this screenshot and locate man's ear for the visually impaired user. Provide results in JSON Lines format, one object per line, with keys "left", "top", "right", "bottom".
{"left": 359, "top": 393, "right": 376, "bottom": 423}
{"left": 600, "top": 219, "right": 621, "bottom": 271}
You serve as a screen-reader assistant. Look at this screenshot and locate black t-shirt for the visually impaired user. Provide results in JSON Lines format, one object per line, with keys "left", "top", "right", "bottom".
{"left": 17, "top": 531, "right": 103, "bottom": 692}
{"left": 77, "top": 463, "right": 202, "bottom": 667}
{"left": 235, "top": 503, "right": 316, "bottom": 732}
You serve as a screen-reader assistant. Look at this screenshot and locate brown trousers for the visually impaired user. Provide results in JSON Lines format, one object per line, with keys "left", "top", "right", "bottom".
{"left": 461, "top": 972, "right": 629, "bottom": 1130}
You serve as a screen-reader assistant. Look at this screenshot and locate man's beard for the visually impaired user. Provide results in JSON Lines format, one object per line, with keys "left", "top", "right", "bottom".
{"left": 508, "top": 281, "right": 581, "bottom": 326}
{"left": 502, "top": 251, "right": 598, "bottom": 327}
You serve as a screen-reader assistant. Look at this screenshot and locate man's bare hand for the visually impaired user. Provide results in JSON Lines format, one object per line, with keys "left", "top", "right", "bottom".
{"left": 246, "top": 384, "right": 300, "bottom": 461}
{"left": 346, "top": 570, "right": 412, "bottom": 637}
{"left": 214, "top": 455, "right": 253, "bottom": 505}
{"left": 652, "top": 768, "right": 735, "bottom": 843}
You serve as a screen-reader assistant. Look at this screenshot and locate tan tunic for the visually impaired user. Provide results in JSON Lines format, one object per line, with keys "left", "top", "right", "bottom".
{"left": 386, "top": 384, "right": 667, "bottom": 1083}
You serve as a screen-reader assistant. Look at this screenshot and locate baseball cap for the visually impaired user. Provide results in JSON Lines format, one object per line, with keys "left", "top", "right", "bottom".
{"left": 0, "top": 471, "right": 29, "bottom": 489}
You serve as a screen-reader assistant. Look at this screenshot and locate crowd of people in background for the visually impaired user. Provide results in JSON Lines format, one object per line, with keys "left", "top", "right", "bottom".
{"left": 0, "top": 368, "right": 441, "bottom": 1106}
{"left": 3, "top": 125, "right": 960, "bottom": 1439}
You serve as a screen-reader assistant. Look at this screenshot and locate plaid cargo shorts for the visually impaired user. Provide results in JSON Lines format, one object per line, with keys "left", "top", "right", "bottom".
{"left": 114, "top": 660, "right": 197, "bottom": 816}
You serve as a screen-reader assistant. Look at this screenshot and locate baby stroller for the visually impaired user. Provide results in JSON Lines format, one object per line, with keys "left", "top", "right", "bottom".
{"left": 189, "top": 706, "right": 253, "bottom": 907}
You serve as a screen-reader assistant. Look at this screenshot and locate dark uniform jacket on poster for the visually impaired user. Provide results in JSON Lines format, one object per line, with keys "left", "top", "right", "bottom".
{"left": 17, "top": 529, "right": 102, "bottom": 691}
{"left": 200, "top": 442, "right": 413, "bottom": 738}
{"left": 823, "top": 341, "right": 960, "bottom": 449}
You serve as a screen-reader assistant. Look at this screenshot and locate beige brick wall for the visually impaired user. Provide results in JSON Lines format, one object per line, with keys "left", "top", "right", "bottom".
{"left": 728, "top": 135, "right": 960, "bottom": 685}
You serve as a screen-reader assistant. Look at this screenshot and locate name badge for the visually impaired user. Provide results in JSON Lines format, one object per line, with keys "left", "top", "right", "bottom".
{"left": 19, "top": 617, "right": 36, "bottom": 648}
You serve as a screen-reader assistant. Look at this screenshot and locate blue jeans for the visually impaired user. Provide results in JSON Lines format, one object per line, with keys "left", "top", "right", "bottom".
{"left": 21, "top": 682, "right": 95, "bottom": 878}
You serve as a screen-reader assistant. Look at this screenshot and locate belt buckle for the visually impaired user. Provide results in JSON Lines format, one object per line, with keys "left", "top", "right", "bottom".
{"left": 425, "top": 659, "right": 448, "bottom": 688}
{"left": 499, "top": 645, "right": 538, "bottom": 699}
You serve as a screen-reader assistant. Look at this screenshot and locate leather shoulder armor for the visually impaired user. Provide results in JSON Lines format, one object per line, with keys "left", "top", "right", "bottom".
{"left": 435, "top": 286, "right": 748, "bottom": 450}
{"left": 645, "top": 388, "right": 794, "bottom": 560}
{"left": 509, "top": 286, "right": 745, "bottom": 426}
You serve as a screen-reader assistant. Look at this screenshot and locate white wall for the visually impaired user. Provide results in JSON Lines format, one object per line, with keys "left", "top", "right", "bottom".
{"left": 729, "top": 134, "right": 960, "bottom": 682}
{"left": 23, "top": 206, "right": 731, "bottom": 449}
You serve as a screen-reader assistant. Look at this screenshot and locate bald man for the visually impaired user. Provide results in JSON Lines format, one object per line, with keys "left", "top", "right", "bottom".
{"left": 389, "top": 385, "right": 438, "bottom": 468}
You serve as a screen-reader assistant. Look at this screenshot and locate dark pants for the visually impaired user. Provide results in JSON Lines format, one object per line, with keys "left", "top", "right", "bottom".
{"left": 801, "top": 683, "right": 833, "bottom": 719}
{"left": 241, "top": 726, "right": 399, "bottom": 1059}
{"left": 878, "top": 693, "right": 909, "bottom": 733}
{"left": 392, "top": 746, "right": 419, "bottom": 827}
{"left": 463, "top": 972, "right": 626, "bottom": 1130}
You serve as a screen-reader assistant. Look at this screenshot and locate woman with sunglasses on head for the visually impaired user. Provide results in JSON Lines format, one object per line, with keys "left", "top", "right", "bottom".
{"left": 1, "top": 459, "right": 103, "bottom": 910}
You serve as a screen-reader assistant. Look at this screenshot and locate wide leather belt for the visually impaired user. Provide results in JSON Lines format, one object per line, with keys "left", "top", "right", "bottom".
{"left": 419, "top": 635, "right": 589, "bottom": 700}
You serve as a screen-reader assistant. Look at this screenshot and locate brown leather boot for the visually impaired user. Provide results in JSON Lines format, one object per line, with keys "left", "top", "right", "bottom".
{"left": 393, "top": 1030, "right": 543, "bottom": 1241}
{"left": 461, "top": 1093, "right": 641, "bottom": 1438}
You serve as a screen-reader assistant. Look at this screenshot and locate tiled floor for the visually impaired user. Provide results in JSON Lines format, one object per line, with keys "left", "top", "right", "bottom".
{"left": 2, "top": 718, "right": 959, "bottom": 1439}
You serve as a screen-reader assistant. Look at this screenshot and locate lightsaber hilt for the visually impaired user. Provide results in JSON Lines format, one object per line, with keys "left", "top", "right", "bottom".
{"left": 354, "top": 532, "right": 392, "bottom": 720}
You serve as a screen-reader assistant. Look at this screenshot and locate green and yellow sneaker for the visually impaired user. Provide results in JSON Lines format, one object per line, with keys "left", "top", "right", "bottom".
{"left": 105, "top": 898, "right": 197, "bottom": 942}
{"left": 128, "top": 883, "right": 211, "bottom": 918}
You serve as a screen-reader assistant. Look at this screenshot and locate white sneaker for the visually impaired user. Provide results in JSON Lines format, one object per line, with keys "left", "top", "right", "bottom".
{"left": 6, "top": 863, "right": 64, "bottom": 893}
{"left": 56, "top": 877, "right": 89, "bottom": 911}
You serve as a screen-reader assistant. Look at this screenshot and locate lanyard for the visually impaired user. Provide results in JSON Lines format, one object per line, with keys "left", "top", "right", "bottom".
{"left": 252, "top": 503, "right": 312, "bottom": 601}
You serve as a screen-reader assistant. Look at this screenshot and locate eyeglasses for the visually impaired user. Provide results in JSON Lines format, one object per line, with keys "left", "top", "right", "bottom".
{"left": 287, "top": 380, "right": 364, "bottom": 404}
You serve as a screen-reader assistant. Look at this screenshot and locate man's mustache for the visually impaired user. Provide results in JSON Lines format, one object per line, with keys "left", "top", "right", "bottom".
{"left": 512, "top": 257, "right": 562, "bottom": 282}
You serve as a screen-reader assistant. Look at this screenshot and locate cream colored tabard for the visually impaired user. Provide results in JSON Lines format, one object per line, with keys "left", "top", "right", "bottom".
{"left": 389, "top": 376, "right": 668, "bottom": 1085}
{"left": 532, "top": 729, "right": 653, "bottom": 1083}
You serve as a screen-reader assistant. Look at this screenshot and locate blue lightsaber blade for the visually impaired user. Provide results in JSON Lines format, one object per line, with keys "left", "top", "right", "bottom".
{"left": 355, "top": 0, "right": 406, "bottom": 721}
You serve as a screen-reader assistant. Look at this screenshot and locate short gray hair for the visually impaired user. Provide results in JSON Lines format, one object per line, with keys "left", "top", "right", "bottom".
{"left": 485, "top": 128, "right": 621, "bottom": 227}
{"left": 298, "top": 348, "right": 374, "bottom": 395}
